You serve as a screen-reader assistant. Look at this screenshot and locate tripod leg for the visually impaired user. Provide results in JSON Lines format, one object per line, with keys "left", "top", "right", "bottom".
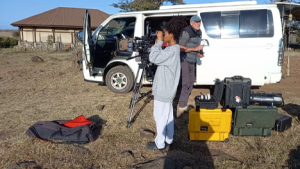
{"left": 128, "top": 66, "right": 142, "bottom": 108}
{"left": 126, "top": 65, "right": 145, "bottom": 128}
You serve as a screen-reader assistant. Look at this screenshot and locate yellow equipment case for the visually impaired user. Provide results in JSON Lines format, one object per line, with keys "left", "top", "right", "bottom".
{"left": 188, "top": 108, "right": 232, "bottom": 142}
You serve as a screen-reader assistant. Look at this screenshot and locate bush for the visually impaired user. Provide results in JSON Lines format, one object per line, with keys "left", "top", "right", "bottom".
{"left": 12, "top": 31, "right": 20, "bottom": 39}
{"left": 0, "top": 36, "right": 18, "bottom": 48}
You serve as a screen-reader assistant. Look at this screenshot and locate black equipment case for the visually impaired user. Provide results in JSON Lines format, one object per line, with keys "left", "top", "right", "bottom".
{"left": 250, "top": 91, "right": 284, "bottom": 107}
{"left": 224, "top": 76, "right": 251, "bottom": 108}
{"left": 232, "top": 106, "right": 278, "bottom": 136}
{"left": 274, "top": 114, "right": 292, "bottom": 132}
{"left": 195, "top": 79, "right": 224, "bottom": 111}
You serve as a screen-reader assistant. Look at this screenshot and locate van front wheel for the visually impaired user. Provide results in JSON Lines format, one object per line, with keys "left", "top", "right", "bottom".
{"left": 105, "top": 66, "right": 134, "bottom": 93}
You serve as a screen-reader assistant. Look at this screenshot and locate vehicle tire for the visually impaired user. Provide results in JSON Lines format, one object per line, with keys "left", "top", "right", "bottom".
{"left": 105, "top": 65, "right": 134, "bottom": 93}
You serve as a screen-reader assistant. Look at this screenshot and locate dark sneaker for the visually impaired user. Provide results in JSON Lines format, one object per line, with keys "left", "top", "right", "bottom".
{"left": 165, "top": 142, "right": 173, "bottom": 149}
{"left": 146, "top": 142, "right": 165, "bottom": 150}
{"left": 165, "top": 142, "right": 173, "bottom": 146}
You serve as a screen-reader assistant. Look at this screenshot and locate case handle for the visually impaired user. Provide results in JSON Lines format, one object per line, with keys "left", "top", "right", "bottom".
{"left": 232, "top": 76, "right": 244, "bottom": 80}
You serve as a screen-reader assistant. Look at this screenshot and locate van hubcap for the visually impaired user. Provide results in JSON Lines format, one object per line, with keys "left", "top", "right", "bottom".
{"left": 111, "top": 73, "right": 127, "bottom": 90}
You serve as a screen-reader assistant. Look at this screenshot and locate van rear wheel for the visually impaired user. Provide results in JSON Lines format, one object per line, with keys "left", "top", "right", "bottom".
{"left": 105, "top": 66, "right": 134, "bottom": 93}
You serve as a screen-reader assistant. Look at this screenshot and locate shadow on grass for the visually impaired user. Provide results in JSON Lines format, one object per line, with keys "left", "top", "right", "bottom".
{"left": 288, "top": 145, "right": 300, "bottom": 169}
{"left": 87, "top": 115, "right": 107, "bottom": 141}
{"left": 127, "top": 90, "right": 153, "bottom": 127}
{"left": 131, "top": 86, "right": 215, "bottom": 169}
{"left": 282, "top": 103, "right": 300, "bottom": 120}
{"left": 166, "top": 86, "right": 214, "bottom": 169}
{"left": 164, "top": 110, "right": 215, "bottom": 169}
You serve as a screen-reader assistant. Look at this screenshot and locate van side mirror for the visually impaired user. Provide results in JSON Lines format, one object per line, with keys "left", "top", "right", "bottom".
{"left": 77, "top": 30, "right": 84, "bottom": 42}
{"left": 200, "top": 39, "right": 209, "bottom": 46}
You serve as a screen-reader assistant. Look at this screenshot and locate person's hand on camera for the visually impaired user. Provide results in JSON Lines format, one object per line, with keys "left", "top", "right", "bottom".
{"left": 156, "top": 31, "right": 163, "bottom": 41}
{"left": 193, "top": 45, "right": 203, "bottom": 52}
{"left": 197, "top": 52, "right": 204, "bottom": 58}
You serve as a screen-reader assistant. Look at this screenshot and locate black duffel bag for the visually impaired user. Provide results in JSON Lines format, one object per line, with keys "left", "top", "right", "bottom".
{"left": 26, "top": 116, "right": 100, "bottom": 144}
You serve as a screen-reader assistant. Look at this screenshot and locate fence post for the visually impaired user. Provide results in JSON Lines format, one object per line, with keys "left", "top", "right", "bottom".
{"left": 287, "top": 55, "right": 290, "bottom": 77}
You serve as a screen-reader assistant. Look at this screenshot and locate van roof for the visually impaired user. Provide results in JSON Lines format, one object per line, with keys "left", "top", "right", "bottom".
{"left": 159, "top": 1, "right": 257, "bottom": 10}
{"left": 109, "top": 0, "right": 277, "bottom": 17}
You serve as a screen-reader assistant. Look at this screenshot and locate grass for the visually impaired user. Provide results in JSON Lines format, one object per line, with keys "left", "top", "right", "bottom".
{"left": 0, "top": 48, "right": 300, "bottom": 169}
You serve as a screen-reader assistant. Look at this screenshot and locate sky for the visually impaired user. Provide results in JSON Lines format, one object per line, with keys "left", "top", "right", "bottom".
{"left": 0, "top": 0, "right": 268, "bottom": 29}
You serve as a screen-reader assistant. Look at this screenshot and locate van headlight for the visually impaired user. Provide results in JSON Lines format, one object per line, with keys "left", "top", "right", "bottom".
{"left": 278, "top": 38, "right": 284, "bottom": 66}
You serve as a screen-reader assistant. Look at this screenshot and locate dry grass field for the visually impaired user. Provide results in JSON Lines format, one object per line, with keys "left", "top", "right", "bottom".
{"left": 0, "top": 30, "right": 16, "bottom": 38}
{"left": 0, "top": 48, "right": 300, "bottom": 169}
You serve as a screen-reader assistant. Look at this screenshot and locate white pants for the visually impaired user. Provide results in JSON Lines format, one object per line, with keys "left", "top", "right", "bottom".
{"left": 153, "top": 99, "right": 174, "bottom": 149}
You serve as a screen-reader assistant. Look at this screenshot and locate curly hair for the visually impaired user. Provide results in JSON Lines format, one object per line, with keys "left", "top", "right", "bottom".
{"left": 163, "top": 16, "right": 189, "bottom": 42}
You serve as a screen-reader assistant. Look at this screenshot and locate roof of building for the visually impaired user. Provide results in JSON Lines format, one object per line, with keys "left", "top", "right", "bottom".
{"left": 11, "top": 7, "right": 110, "bottom": 29}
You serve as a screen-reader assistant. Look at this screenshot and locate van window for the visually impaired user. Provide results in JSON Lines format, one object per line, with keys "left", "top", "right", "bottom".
{"left": 201, "top": 12, "right": 221, "bottom": 38}
{"left": 99, "top": 18, "right": 136, "bottom": 36}
{"left": 200, "top": 9, "right": 274, "bottom": 38}
{"left": 240, "top": 10, "right": 274, "bottom": 38}
{"left": 100, "top": 19, "right": 125, "bottom": 35}
{"left": 221, "top": 11, "right": 240, "bottom": 38}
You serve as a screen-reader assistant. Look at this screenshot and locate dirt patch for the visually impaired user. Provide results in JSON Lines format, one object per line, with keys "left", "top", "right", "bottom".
{"left": 0, "top": 48, "right": 300, "bottom": 168}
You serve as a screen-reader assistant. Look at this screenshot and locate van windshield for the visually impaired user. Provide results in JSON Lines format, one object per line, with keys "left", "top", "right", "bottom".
{"left": 100, "top": 19, "right": 127, "bottom": 35}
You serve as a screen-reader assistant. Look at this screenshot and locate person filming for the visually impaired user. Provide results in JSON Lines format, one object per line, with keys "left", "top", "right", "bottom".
{"left": 146, "top": 16, "right": 188, "bottom": 150}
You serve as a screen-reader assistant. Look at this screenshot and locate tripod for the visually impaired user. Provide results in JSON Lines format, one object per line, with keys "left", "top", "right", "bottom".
{"left": 125, "top": 34, "right": 155, "bottom": 128}
{"left": 126, "top": 59, "right": 152, "bottom": 128}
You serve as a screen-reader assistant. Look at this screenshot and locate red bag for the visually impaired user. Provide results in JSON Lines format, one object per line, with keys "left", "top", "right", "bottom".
{"left": 62, "top": 115, "right": 92, "bottom": 128}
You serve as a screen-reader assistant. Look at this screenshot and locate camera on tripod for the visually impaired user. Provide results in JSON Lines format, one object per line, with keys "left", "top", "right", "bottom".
{"left": 126, "top": 22, "right": 163, "bottom": 128}
{"left": 127, "top": 24, "right": 159, "bottom": 55}
{"left": 126, "top": 22, "right": 160, "bottom": 81}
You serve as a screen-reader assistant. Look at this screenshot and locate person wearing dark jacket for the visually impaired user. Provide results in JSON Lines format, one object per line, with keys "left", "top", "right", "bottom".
{"left": 178, "top": 15, "right": 204, "bottom": 114}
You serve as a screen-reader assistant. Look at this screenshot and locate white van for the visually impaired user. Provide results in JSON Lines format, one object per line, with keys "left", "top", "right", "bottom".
{"left": 79, "top": 1, "right": 287, "bottom": 93}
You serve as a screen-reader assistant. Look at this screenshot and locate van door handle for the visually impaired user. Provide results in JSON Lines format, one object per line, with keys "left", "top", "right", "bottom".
{"left": 266, "top": 43, "right": 272, "bottom": 49}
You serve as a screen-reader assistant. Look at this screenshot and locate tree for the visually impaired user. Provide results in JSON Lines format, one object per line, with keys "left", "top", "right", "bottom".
{"left": 111, "top": 0, "right": 185, "bottom": 12}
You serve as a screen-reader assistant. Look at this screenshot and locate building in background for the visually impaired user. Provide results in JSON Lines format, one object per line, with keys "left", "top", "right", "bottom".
{"left": 11, "top": 7, "right": 109, "bottom": 50}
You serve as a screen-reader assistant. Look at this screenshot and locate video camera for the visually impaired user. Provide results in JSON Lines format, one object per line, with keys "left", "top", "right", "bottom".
{"left": 126, "top": 22, "right": 161, "bottom": 80}
{"left": 129, "top": 22, "right": 159, "bottom": 60}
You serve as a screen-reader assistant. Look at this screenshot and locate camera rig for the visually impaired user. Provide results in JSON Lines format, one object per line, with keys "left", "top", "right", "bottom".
{"left": 125, "top": 23, "right": 158, "bottom": 128}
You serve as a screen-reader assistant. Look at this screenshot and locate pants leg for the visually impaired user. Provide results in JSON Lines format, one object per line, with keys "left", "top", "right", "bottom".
{"left": 153, "top": 100, "right": 174, "bottom": 149}
{"left": 165, "top": 104, "right": 174, "bottom": 145}
{"left": 179, "top": 61, "right": 190, "bottom": 107}
{"left": 179, "top": 61, "right": 194, "bottom": 107}
{"left": 187, "top": 63, "right": 195, "bottom": 97}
